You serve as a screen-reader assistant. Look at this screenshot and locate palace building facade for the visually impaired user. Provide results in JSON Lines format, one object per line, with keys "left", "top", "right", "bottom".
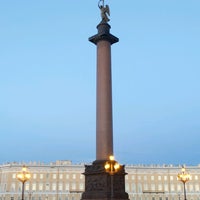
{"left": 0, "top": 160, "right": 200, "bottom": 200}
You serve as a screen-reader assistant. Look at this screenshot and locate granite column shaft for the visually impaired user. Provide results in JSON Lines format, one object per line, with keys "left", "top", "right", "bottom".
{"left": 96, "top": 40, "right": 113, "bottom": 160}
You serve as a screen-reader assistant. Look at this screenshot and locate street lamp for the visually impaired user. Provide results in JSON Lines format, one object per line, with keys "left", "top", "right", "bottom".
{"left": 104, "top": 155, "right": 121, "bottom": 198}
{"left": 17, "top": 165, "right": 31, "bottom": 200}
{"left": 105, "top": 155, "right": 120, "bottom": 175}
{"left": 177, "top": 165, "right": 191, "bottom": 200}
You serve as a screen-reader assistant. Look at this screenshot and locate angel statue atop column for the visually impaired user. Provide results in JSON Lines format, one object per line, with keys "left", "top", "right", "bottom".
{"left": 98, "top": 0, "right": 110, "bottom": 22}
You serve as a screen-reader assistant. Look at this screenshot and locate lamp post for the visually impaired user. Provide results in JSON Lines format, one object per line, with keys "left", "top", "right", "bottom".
{"left": 104, "top": 155, "right": 121, "bottom": 198}
{"left": 17, "top": 165, "right": 31, "bottom": 200}
{"left": 177, "top": 165, "right": 191, "bottom": 200}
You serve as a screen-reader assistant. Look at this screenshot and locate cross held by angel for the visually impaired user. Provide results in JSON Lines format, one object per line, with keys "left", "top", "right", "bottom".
{"left": 98, "top": 0, "right": 110, "bottom": 22}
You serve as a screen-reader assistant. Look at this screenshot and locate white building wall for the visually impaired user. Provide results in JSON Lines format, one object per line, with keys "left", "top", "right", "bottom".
{"left": 0, "top": 161, "right": 199, "bottom": 200}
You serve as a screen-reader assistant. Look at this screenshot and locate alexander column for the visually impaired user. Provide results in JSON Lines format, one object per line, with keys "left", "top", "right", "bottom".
{"left": 81, "top": 1, "right": 129, "bottom": 200}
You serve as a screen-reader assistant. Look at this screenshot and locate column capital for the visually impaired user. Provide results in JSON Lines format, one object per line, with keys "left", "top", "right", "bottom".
{"left": 89, "top": 22, "right": 119, "bottom": 45}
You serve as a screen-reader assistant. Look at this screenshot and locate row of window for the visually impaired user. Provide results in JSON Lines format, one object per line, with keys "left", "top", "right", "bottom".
{"left": 12, "top": 174, "right": 84, "bottom": 180}
{"left": 127, "top": 175, "right": 199, "bottom": 181}
{"left": 2, "top": 195, "right": 200, "bottom": 200}
{"left": 1, "top": 182, "right": 84, "bottom": 193}
{"left": 131, "top": 197, "right": 200, "bottom": 200}
{"left": 126, "top": 183, "right": 200, "bottom": 193}
{"left": 0, "top": 195, "right": 81, "bottom": 200}
{"left": 2, "top": 181, "right": 200, "bottom": 194}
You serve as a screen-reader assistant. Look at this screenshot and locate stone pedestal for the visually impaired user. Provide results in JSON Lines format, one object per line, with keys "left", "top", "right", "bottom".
{"left": 81, "top": 160, "right": 129, "bottom": 200}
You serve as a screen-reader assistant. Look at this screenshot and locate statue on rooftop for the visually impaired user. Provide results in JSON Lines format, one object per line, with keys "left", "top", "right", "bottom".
{"left": 98, "top": 0, "right": 110, "bottom": 23}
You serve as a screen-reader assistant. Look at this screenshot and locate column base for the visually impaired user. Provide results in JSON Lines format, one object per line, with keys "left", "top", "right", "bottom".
{"left": 81, "top": 160, "right": 129, "bottom": 200}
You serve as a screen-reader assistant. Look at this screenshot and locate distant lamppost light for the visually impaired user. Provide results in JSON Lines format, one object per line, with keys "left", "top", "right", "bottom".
{"left": 177, "top": 165, "right": 191, "bottom": 200}
{"left": 17, "top": 165, "right": 31, "bottom": 200}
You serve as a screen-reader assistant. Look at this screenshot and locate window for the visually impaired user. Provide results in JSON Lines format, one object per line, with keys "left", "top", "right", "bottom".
{"left": 125, "top": 183, "right": 129, "bottom": 192}
{"left": 4, "top": 184, "right": 7, "bottom": 192}
{"left": 164, "top": 176, "right": 167, "bottom": 181}
{"left": 151, "top": 176, "right": 154, "bottom": 181}
{"left": 72, "top": 183, "right": 76, "bottom": 190}
{"left": 72, "top": 174, "right": 76, "bottom": 179}
{"left": 59, "top": 183, "right": 63, "bottom": 191}
{"left": 33, "top": 174, "right": 37, "bottom": 179}
{"left": 131, "top": 183, "right": 135, "bottom": 192}
{"left": 79, "top": 183, "right": 84, "bottom": 190}
{"left": 131, "top": 175, "right": 135, "bottom": 180}
{"left": 189, "top": 184, "right": 194, "bottom": 192}
{"left": 52, "top": 183, "right": 56, "bottom": 191}
{"left": 144, "top": 184, "right": 148, "bottom": 190}
{"left": 170, "top": 176, "right": 173, "bottom": 181}
{"left": 46, "top": 183, "right": 50, "bottom": 191}
{"left": 65, "top": 183, "right": 69, "bottom": 191}
{"left": 66, "top": 174, "right": 69, "bottom": 179}
{"left": 164, "top": 184, "right": 168, "bottom": 192}
{"left": 195, "top": 184, "right": 199, "bottom": 192}
{"left": 39, "top": 184, "right": 43, "bottom": 191}
{"left": 40, "top": 174, "right": 44, "bottom": 179}
{"left": 25, "top": 183, "right": 29, "bottom": 191}
{"left": 138, "top": 176, "right": 141, "bottom": 180}
{"left": 151, "top": 184, "right": 155, "bottom": 190}
{"left": 195, "top": 175, "right": 198, "bottom": 180}
{"left": 170, "top": 184, "right": 174, "bottom": 192}
{"left": 11, "top": 183, "right": 15, "bottom": 192}
{"left": 32, "top": 183, "right": 36, "bottom": 191}
{"left": 12, "top": 174, "right": 16, "bottom": 179}
{"left": 158, "top": 176, "right": 161, "bottom": 181}
{"left": 80, "top": 174, "right": 84, "bottom": 179}
{"left": 138, "top": 183, "right": 142, "bottom": 193}
{"left": 144, "top": 176, "right": 147, "bottom": 181}
{"left": 59, "top": 174, "right": 63, "bottom": 179}
{"left": 177, "top": 184, "right": 181, "bottom": 192}
{"left": 18, "top": 184, "right": 21, "bottom": 192}
{"left": 158, "top": 184, "right": 162, "bottom": 191}
{"left": 53, "top": 174, "right": 57, "bottom": 179}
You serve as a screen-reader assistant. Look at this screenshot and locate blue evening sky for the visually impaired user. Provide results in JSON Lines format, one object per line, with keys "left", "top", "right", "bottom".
{"left": 0, "top": 0, "right": 199, "bottom": 166}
